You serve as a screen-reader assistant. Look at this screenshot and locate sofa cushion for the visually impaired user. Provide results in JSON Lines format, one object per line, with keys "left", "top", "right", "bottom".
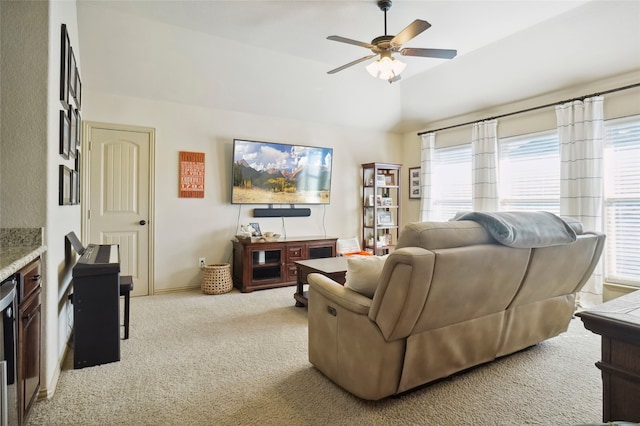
{"left": 396, "top": 221, "right": 495, "bottom": 250}
{"left": 344, "top": 255, "right": 388, "bottom": 298}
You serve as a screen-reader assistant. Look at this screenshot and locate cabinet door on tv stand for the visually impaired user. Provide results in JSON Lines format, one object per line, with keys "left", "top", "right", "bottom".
{"left": 307, "top": 241, "right": 336, "bottom": 259}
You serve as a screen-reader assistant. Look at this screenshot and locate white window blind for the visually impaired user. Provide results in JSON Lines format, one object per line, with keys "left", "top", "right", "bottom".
{"left": 432, "top": 145, "right": 472, "bottom": 220}
{"left": 604, "top": 116, "right": 640, "bottom": 286}
{"left": 498, "top": 131, "right": 560, "bottom": 213}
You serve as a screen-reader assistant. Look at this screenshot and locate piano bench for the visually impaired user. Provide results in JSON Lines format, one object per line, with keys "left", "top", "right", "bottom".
{"left": 120, "top": 275, "right": 134, "bottom": 339}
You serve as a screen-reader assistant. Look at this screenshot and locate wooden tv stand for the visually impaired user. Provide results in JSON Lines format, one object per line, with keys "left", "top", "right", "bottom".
{"left": 231, "top": 237, "right": 337, "bottom": 292}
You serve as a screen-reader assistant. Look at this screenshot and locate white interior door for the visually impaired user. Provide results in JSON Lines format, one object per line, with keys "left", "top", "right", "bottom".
{"left": 86, "top": 123, "right": 155, "bottom": 296}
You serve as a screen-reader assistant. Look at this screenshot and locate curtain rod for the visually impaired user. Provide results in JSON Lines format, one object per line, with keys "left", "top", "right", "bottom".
{"left": 416, "top": 82, "right": 640, "bottom": 136}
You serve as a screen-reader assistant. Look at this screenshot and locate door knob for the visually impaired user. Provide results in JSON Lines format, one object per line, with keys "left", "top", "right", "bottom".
{"left": 139, "top": 220, "right": 146, "bottom": 225}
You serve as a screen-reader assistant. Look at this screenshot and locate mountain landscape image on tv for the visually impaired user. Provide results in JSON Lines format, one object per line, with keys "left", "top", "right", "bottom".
{"left": 232, "top": 139, "right": 333, "bottom": 204}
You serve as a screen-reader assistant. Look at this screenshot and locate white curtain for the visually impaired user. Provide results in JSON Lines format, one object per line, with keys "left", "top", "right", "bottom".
{"left": 419, "top": 132, "right": 435, "bottom": 221}
{"left": 471, "top": 120, "right": 499, "bottom": 211}
{"left": 556, "top": 96, "right": 605, "bottom": 307}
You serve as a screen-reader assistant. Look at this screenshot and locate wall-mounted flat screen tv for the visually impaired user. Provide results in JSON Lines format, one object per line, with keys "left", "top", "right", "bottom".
{"left": 232, "top": 139, "right": 333, "bottom": 205}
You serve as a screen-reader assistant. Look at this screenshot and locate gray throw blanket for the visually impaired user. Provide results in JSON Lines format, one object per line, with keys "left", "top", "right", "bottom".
{"left": 454, "top": 211, "right": 577, "bottom": 248}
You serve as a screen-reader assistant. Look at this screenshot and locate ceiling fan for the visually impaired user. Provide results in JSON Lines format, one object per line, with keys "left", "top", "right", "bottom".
{"left": 327, "top": 0, "right": 457, "bottom": 83}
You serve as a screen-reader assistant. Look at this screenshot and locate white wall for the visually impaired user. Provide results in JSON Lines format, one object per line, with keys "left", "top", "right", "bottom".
{"left": 46, "top": 0, "right": 82, "bottom": 398}
{"left": 84, "top": 91, "right": 402, "bottom": 292}
{"left": 400, "top": 71, "right": 640, "bottom": 226}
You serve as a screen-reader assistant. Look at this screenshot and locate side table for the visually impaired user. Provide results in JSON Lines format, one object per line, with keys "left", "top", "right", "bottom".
{"left": 293, "top": 257, "right": 347, "bottom": 307}
{"left": 576, "top": 290, "right": 640, "bottom": 422}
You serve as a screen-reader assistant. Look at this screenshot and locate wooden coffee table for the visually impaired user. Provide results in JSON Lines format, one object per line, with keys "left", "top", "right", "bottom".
{"left": 576, "top": 290, "right": 640, "bottom": 422}
{"left": 293, "top": 257, "right": 347, "bottom": 307}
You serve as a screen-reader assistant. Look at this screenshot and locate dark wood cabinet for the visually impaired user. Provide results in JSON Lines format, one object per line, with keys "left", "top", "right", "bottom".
{"left": 576, "top": 290, "right": 640, "bottom": 423}
{"left": 232, "top": 237, "right": 337, "bottom": 292}
{"left": 18, "top": 258, "right": 42, "bottom": 426}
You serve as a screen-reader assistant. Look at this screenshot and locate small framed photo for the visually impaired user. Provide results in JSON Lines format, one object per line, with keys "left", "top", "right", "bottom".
{"left": 377, "top": 211, "right": 393, "bottom": 225}
{"left": 59, "top": 165, "right": 72, "bottom": 205}
{"left": 69, "top": 108, "right": 77, "bottom": 159}
{"left": 74, "top": 108, "right": 81, "bottom": 149}
{"left": 59, "top": 110, "right": 70, "bottom": 159}
{"left": 409, "top": 167, "right": 421, "bottom": 199}
{"left": 70, "top": 171, "right": 78, "bottom": 205}
{"left": 375, "top": 194, "right": 382, "bottom": 206}
{"left": 381, "top": 197, "right": 392, "bottom": 206}
{"left": 375, "top": 174, "right": 386, "bottom": 187}
{"left": 384, "top": 174, "right": 395, "bottom": 186}
{"left": 249, "top": 222, "right": 262, "bottom": 237}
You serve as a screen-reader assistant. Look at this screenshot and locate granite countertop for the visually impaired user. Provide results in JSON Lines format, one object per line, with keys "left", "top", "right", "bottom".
{"left": 0, "top": 245, "right": 47, "bottom": 282}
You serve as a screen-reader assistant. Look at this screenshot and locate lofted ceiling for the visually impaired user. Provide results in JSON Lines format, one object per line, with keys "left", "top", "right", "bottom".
{"left": 76, "top": 0, "right": 640, "bottom": 134}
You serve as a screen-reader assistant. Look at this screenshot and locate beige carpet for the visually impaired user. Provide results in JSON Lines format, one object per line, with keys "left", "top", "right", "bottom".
{"left": 30, "top": 287, "right": 603, "bottom": 425}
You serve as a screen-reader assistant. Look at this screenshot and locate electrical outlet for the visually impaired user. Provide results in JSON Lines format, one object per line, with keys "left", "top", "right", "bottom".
{"left": 199, "top": 258, "right": 206, "bottom": 268}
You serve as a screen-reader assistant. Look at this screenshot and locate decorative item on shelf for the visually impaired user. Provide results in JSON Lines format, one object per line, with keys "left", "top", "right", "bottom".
{"left": 384, "top": 174, "right": 395, "bottom": 186}
{"left": 375, "top": 174, "right": 386, "bottom": 186}
{"left": 409, "top": 166, "right": 421, "bottom": 199}
{"left": 377, "top": 211, "right": 393, "bottom": 225}
{"left": 248, "top": 222, "right": 262, "bottom": 236}
{"left": 201, "top": 263, "right": 233, "bottom": 295}
{"left": 381, "top": 197, "right": 392, "bottom": 206}
{"left": 263, "top": 232, "right": 281, "bottom": 242}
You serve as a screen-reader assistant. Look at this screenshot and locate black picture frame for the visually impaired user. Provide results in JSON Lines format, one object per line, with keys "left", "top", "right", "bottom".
{"left": 59, "top": 24, "right": 70, "bottom": 109}
{"left": 68, "top": 47, "right": 77, "bottom": 102}
{"left": 74, "top": 108, "right": 81, "bottom": 149}
{"left": 70, "top": 171, "right": 78, "bottom": 205}
{"left": 75, "top": 151, "right": 82, "bottom": 204}
{"left": 409, "top": 167, "right": 421, "bottom": 199}
{"left": 59, "top": 110, "right": 70, "bottom": 159}
{"left": 74, "top": 71, "right": 82, "bottom": 111}
{"left": 59, "top": 165, "right": 72, "bottom": 205}
{"left": 69, "top": 108, "right": 77, "bottom": 159}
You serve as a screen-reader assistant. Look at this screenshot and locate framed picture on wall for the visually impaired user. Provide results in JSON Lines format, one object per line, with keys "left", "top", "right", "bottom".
{"left": 70, "top": 171, "right": 78, "bottom": 205}
{"left": 59, "top": 165, "right": 72, "bottom": 205}
{"left": 68, "top": 48, "right": 77, "bottom": 102}
{"left": 59, "top": 24, "right": 70, "bottom": 109}
{"left": 59, "top": 110, "right": 70, "bottom": 159}
{"left": 409, "top": 167, "right": 421, "bottom": 199}
{"left": 75, "top": 72, "right": 82, "bottom": 111}
{"left": 74, "top": 108, "right": 81, "bottom": 149}
{"left": 69, "top": 108, "right": 77, "bottom": 159}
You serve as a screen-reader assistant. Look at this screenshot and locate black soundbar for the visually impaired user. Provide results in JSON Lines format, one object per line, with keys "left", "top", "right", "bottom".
{"left": 253, "top": 208, "right": 311, "bottom": 217}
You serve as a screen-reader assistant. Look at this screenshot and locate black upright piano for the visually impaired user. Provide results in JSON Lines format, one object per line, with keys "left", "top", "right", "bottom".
{"left": 72, "top": 243, "right": 120, "bottom": 369}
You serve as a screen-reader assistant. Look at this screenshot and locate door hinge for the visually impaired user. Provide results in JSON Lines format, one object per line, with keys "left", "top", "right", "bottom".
{"left": 87, "top": 210, "right": 90, "bottom": 220}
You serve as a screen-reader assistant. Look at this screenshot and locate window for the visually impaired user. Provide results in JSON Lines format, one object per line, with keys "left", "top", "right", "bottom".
{"left": 604, "top": 116, "right": 640, "bottom": 286}
{"left": 498, "top": 131, "right": 560, "bottom": 213}
{"left": 431, "top": 145, "right": 472, "bottom": 220}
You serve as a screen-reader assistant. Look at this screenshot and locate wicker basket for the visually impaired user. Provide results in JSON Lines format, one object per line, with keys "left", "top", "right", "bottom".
{"left": 201, "top": 263, "right": 233, "bottom": 295}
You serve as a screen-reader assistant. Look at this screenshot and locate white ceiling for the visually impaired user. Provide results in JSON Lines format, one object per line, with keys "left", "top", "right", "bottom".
{"left": 76, "top": 0, "right": 640, "bottom": 133}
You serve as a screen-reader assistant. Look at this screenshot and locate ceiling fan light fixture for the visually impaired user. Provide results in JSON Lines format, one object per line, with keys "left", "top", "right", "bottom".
{"left": 366, "top": 55, "right": 406, "bottom": 81}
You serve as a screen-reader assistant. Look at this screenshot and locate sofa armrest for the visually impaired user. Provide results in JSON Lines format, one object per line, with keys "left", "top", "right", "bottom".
{"left": 369, "top": 247, "right": 436, "bottom": 341}
{"left": 308, "top": 273, "right": 372, "bottom": 315}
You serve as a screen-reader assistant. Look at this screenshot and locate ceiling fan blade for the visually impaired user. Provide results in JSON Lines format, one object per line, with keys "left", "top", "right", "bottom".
{"left": 400, "top": 48, "right": 457, "bottom": 59}
{"left": 327, "top": 54, "right": 377, "bottom": 74}
{"left": 391, "top": 19, "right": 431, "bottom": 47}
{"left": 327, "top": 35, "right": 375, "bottom": 50}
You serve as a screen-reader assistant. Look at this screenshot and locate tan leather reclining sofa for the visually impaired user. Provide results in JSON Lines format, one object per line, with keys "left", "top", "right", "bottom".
{"left": 307, "top": 217, "right": 605, "bottom": 400}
